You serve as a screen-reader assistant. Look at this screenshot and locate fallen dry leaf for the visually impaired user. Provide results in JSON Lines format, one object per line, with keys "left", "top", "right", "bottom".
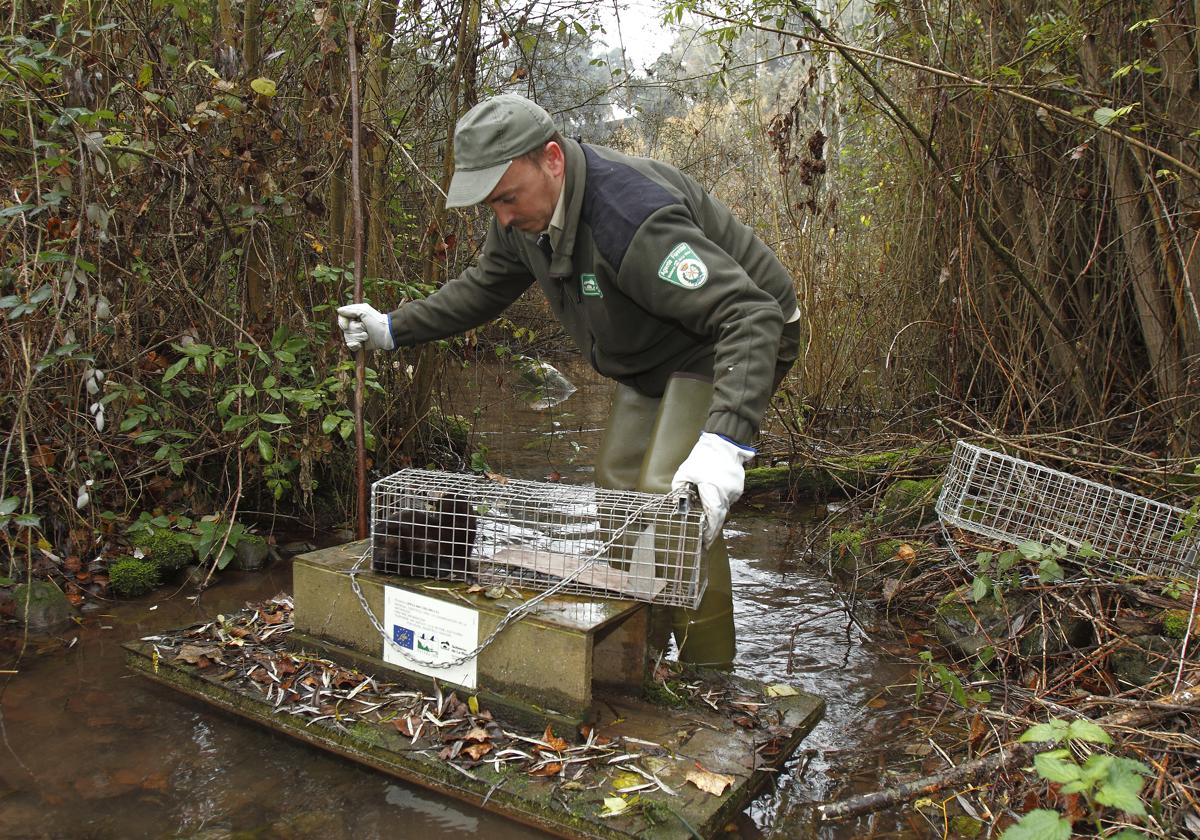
{"left": 881, "top": 578, "right": 902, "bottom": 602}
{"left": 462, "top": 726, "right": 490, "bottom": 743}
{"left": 462, "top": 741, "right": 493, "bottom": 761}
{"left": 611, "top": 771, "right": 643, "bottom": 791}
{"left": 542, "top": 725, "right": 569, "bottom": 753}
{"left": 598, "top": 796, "right": 630, "bottom": 817}
{"left": 686, "top": 767, "right": 735, "bottom": 796}
{"left": 392, "top": 716, "right": 417, "bottom": 737}
{"left": 176, "top": 644, "right": 221, "bottom": 666}
{"left": 529, "top": 762, "right": 563, "bottom": 777}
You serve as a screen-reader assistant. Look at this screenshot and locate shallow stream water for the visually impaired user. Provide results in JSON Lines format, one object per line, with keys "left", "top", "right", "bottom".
{"left": 1, "top": 356, "right": 921, "bottom": 839}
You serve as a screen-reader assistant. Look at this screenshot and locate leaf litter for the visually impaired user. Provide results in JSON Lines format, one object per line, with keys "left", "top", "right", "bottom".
{"left": 140, "top": 594, "right": 792, "bottom": 808}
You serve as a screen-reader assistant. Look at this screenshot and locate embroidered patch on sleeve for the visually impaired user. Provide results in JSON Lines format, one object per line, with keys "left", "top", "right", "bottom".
{"left": 657, "top": 243, "right": 709, "bottom": 289}
{"left": 580, "top": 273, "right": 603, "bottom": 297}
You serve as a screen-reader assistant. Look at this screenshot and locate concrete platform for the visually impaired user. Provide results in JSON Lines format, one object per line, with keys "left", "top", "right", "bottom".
{"left": 293, "top": 540, "right": 647, "bottom": 724}
{"left": 125, "top": 626, "right": 824, "bottom": 840}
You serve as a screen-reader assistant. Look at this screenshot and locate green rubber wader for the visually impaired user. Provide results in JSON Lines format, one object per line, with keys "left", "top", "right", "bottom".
{"left": 594, "top": 375, "right": 736, "bottom": 668}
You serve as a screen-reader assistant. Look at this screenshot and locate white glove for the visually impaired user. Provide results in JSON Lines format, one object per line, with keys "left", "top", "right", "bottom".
{"left": 336, "top": 303, "right": 394, "bottom": 351}
{"left": 671, "top": 431, "right": 755, "bottom": 546}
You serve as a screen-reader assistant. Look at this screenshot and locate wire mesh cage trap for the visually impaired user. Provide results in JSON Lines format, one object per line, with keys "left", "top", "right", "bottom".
{"left": 371, "top": 469, "right": 707, "bottom": 609}
{"left": 936, "top": 441, "right": 1199, "bottom": 578}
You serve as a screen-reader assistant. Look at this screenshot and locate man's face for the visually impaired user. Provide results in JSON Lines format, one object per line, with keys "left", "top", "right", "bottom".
{"left": 484, "top": 142, "right": 565, "bottom": 234}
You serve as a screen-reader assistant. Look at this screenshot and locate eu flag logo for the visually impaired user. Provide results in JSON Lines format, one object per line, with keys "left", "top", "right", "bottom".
{"left": 393, "top": 625, "right": 414, "bottom": 649}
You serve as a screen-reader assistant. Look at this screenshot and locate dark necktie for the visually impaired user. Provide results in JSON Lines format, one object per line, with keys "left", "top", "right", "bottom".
{"left": 536, "top": 233, "right": 552, "bottom": 260}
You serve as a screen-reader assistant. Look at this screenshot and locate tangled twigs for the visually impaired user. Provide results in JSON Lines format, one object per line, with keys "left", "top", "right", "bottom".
{"left": 817, "top": 683, "right": 1199, "bottom": 822}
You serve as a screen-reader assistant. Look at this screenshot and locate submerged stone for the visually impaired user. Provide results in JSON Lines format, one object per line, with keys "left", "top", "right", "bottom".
{"left": 232, "top": 535, "right": 270, "bottom": 571}
{"left": 13, "top": 581, "right": 74, "bottom": 632}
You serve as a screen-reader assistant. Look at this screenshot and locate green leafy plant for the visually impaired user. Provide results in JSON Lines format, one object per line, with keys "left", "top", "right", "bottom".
{"left": 973, "top": 540, "right": 1075, "bottom": 604}
{"left": 470, "top": 445, "right": 492, "bottom": 474}
{"left": 1002, "top": 718, "right": 1152, "bottom": 839}
{"left": 193, "top": 518, "right": 250, "bottom": 571}
{"left": 914, "top": 651, "right": 991, "bottom": 708}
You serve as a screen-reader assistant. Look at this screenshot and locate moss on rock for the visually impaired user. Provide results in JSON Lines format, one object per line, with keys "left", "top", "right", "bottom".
{"left": 744, "top": 446, "right": 946, "bottom": 496}
{"left": 130, "top": 527, "right": 193, "bottom": 573}
{"left": 12, "top": 581, "right": 73, "bottom": 631}
{"left": 1161, "top": 609, "right": 1197, "bottom": 639}
{"left": 109, "top": 555, "right": 161, "bottom": 597}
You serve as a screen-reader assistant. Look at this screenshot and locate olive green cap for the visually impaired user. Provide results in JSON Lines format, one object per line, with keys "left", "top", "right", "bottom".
{"left": 445, "top": 94, "right": 557, "bottom": 208}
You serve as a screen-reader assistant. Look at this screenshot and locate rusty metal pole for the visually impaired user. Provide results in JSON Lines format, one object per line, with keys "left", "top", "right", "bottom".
{"left": 348, "top": 20, "right": 368, "bottom": 540}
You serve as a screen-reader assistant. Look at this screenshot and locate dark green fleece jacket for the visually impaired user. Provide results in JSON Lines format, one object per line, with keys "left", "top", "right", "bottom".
{"left": 389, "top": 139, "right": 798, "bottom": 444}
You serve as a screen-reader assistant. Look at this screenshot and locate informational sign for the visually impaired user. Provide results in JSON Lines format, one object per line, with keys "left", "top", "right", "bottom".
{"left": 382, "top": 585, "right": 479, "bottom": 689}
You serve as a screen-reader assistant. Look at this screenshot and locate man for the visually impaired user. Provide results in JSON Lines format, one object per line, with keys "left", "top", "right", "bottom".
{"left": 338, "top": 94, "right": 801, "bottom": 665}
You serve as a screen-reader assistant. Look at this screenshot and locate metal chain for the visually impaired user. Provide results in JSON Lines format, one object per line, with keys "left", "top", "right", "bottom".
{"left": 345, "top": 488, "right": 696, "bottom": 670}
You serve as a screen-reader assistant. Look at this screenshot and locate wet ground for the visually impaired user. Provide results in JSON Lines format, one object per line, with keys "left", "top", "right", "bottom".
{"left": 0, "top": 355, "right": 920, "bottom": 839}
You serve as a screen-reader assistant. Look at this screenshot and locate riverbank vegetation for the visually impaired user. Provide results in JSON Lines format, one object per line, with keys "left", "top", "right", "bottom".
{"left": 2, "top": 0, "right": 1198, "bottom": 835}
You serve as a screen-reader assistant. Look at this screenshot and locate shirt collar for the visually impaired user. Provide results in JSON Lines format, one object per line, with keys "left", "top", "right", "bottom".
{"left": 545, "top": 180, "right": 567, "bottom": 251}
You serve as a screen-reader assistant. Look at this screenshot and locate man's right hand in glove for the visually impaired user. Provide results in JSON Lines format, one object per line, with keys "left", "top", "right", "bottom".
{"left": 336, "top": 303, "right": 394, "bottom": 351}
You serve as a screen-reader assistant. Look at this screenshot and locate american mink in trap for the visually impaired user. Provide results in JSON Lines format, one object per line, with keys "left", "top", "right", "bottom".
{"left": 372, "top": 492, "right": 477, "bottom": 579}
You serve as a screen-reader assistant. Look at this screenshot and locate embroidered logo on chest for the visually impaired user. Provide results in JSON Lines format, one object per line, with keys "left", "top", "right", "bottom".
{"left": 580, "top": 273, "right": 603, "bottom": 297}
{"left": 658, "top": 243, "right": 708, "bottom": 289}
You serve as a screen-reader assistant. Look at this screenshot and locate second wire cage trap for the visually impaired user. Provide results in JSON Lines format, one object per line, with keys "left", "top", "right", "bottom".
{"left": 936, "top": 441, "right": 1199, "bottom": 579}
{"left": 371, "top": 469, "right": 707, "bottom": 609}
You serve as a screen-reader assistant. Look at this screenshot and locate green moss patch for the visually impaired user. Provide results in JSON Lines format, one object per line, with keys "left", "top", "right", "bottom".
{"left": 109, "top": 556, "right": 161, "bottom": 597}
{"left": 130, "top": 527, "right": 194, "bottom": 573}
{"left": 1161, "top": 609, "right": 1197, "bottom": 639}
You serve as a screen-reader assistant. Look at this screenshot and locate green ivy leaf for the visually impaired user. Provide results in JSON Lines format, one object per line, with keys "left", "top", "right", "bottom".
{"left": 162, "top": 357, "right": 188, "bottom": 382}
{"left": 1020, "top": 719, "right": 1070, "bottom": 744}
{"left": 222, "top": 414, "right": 253, "bottom": 433}
{"left": 1065, "top": 719, "right": 1113, "bottom": 745}
{"left": 257, "top": 412, "right": 290, "bottom": 425}
{"left": 1033, "top": 749, "right": 1080, "bottom": 784}
{"left": 1038, "top": 557, "right": 1065, "bottom": 584}
{"left": 1094, "top": 757, "right": 1150, "bottom": 816}
{"left": 0, "top": 497, "right": 18, "bottom": 516}
{"left": 972, "top": 574, "right": 991, "bottom": 602}
{"left": 999, "top": 809, "right": 1071, "bottom": 840}
{"left": 1018, "top": 540, "right": 1044, "bottom": 560}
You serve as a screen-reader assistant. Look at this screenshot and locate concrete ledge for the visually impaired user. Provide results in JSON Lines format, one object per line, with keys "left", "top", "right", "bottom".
{"left": 293, "top": 541, "right": 647, "bottom": 722}
{"left": 126, "top": 635, "right": 824, "bottom": 840}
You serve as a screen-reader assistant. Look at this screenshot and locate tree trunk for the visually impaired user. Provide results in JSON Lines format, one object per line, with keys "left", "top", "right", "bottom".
{"left": 1082, "top": 38, "right": 1187, "bottom": 442}
{"left": 242, "top": 0, "right": 262, "bottom": 72}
